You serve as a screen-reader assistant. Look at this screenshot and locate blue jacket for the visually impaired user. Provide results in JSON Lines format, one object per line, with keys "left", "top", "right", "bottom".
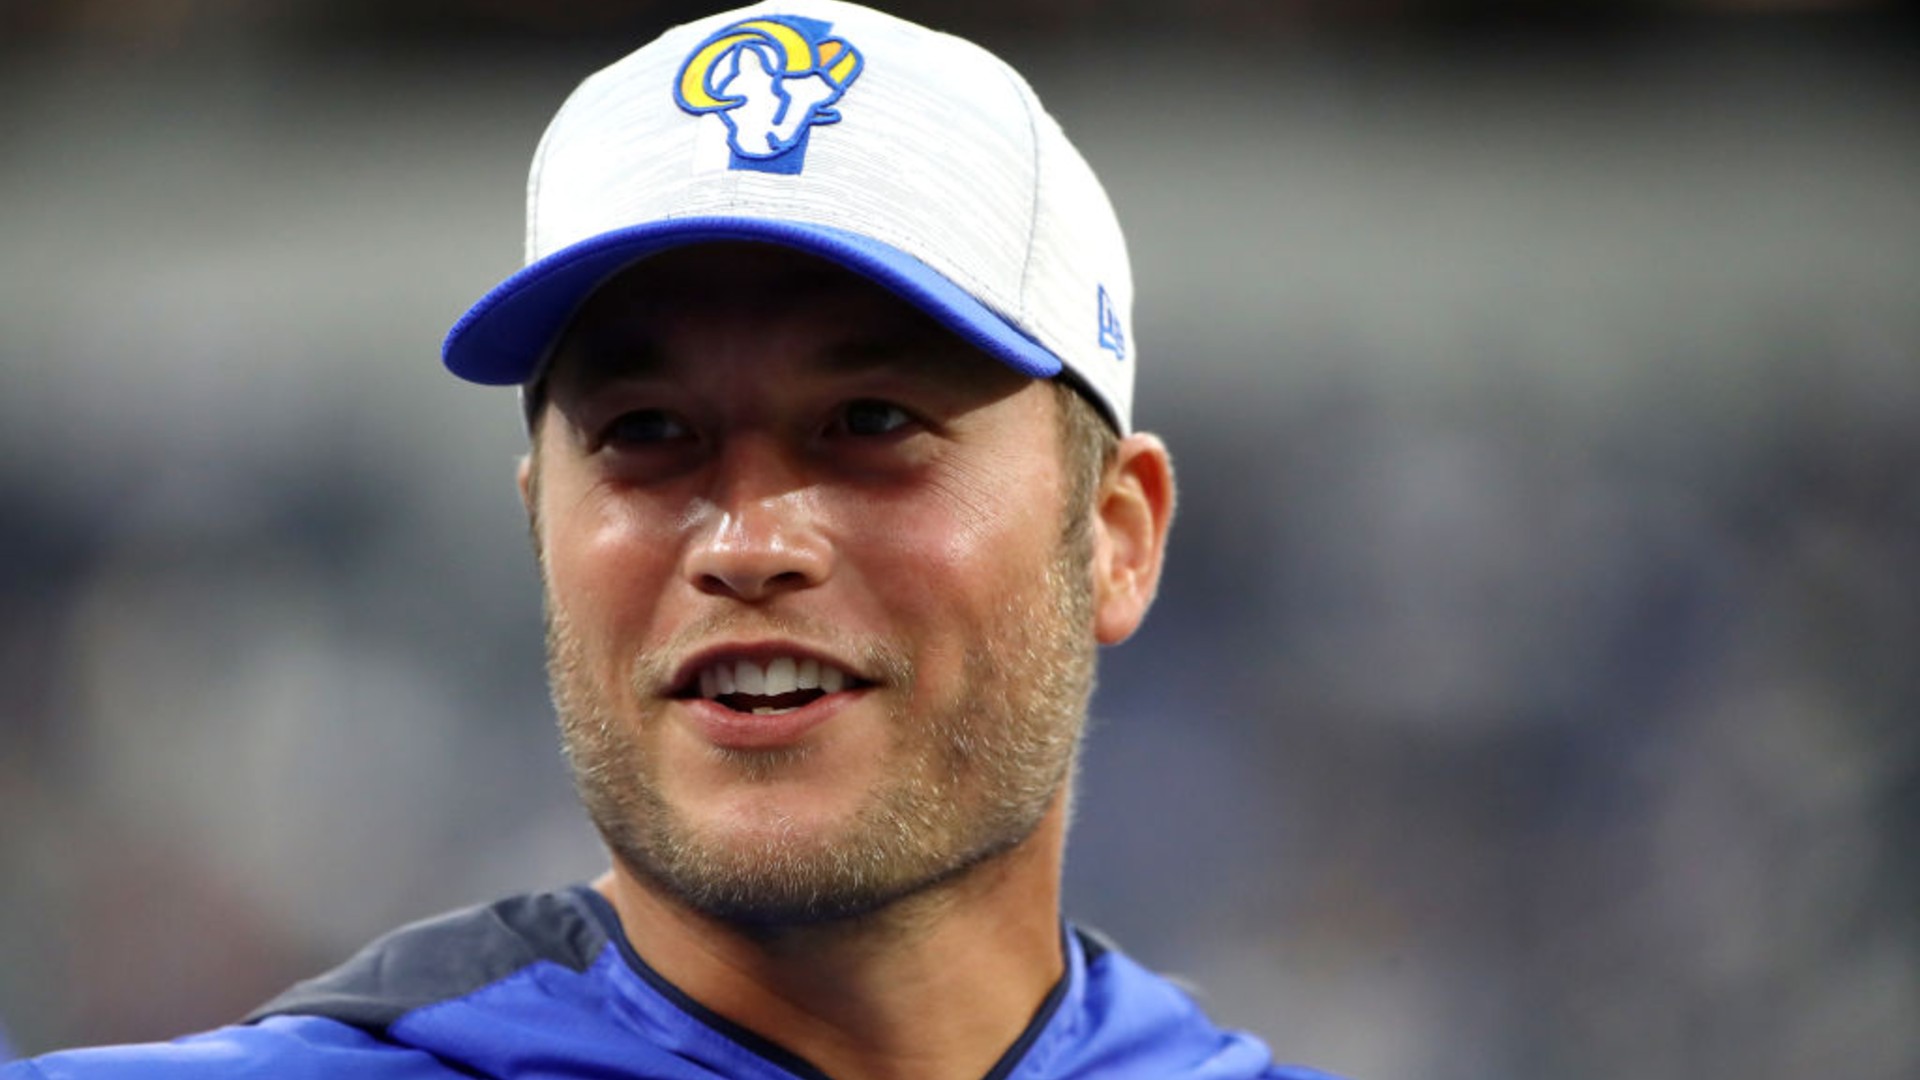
{"left": 6, "top": 886, "right": 1341, "bottom": 1079}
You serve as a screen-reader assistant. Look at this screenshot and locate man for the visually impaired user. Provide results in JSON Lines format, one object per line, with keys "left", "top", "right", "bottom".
{"left": 7, "top": 3, "right": 1340, "bottom": 1078}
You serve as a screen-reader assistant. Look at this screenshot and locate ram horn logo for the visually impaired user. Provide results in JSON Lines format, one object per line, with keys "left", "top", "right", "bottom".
{"left": 676, "top": 16, "right": 864, "bottom": 174}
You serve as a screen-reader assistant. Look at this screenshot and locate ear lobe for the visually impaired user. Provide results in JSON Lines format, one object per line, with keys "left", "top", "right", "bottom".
{"left": 1091, "top": 433, "right": 1176, "bottom": 646}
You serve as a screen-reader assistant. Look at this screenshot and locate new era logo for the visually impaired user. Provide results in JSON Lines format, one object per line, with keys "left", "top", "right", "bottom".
{"left": 1097, "top": 285, "right": 1126, "bottom": 361}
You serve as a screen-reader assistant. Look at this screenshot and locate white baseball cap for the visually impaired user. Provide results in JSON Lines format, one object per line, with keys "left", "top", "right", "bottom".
{"left": 441, "top": 0, "right": 1137, "bottom": 432}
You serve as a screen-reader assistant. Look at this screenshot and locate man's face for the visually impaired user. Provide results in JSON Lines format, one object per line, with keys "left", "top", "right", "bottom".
{"left": 528, "top": 244, "right": 1097, "bottom": 925}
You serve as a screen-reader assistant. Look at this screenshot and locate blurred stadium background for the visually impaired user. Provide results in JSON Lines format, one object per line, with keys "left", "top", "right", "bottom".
{"left": 2, "top": 2, "right": 1916, "bottom": 1078}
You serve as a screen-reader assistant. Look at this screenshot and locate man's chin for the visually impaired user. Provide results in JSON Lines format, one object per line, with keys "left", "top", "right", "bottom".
{"left": 597, "top": 794, "right": 1006, "bottom": 929}
{"left": 614, "top": 842, "right": 939, "bottom": 928}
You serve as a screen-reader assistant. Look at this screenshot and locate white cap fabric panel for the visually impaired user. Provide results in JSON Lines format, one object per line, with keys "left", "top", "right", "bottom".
{"left": 1024, "top": 104, "right": 1136, "bottom": 431}
{"left": 453, "top": 0, "right": 1136, "bottom": 432}
{"left": 531, "top": 4, "right": 1038, "bottom": 313}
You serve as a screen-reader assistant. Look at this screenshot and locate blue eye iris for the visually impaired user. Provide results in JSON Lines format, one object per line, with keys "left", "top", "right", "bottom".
{"left": 843, "top": 400, "right": 909, "bottom": 437}
{"left": 606, "top": 410, "right": 689, "bottom": 445}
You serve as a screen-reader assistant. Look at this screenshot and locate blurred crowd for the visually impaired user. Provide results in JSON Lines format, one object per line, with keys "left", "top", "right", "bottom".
{"left": 1, "top": 0, "right": 1900, "bottom": 47}
{"left": 1, "top": 4, "right": 1916, "bottom": 1079}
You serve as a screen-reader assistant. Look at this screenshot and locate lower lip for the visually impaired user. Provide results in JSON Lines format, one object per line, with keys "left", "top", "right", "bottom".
{"left": 679, "top": 690, "right": 863, "bottom": 751}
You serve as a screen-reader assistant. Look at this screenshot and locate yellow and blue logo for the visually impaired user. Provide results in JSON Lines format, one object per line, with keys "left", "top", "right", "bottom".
{"left": 675, "top": 15, "right": 864, "bottom": 175}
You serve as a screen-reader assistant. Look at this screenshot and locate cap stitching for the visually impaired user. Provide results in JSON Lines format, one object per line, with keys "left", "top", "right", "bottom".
{"left": 524, "top": 79, "right": 581, "bottom": 260}
{"left": 992, "top": 60, "right": 1044, "bottom": 332}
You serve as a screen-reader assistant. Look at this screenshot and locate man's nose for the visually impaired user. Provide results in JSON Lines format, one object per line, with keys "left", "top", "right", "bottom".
{"left": 682, "top": 441, "right": 831, "bottom": 603}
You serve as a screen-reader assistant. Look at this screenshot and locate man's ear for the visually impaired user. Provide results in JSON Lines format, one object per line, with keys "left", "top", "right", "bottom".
{"left": 516, "top": 451, "right": 547, "bottom": 558}
{"left": 1091, "top": 433, "right": 1176, "bottom": 646}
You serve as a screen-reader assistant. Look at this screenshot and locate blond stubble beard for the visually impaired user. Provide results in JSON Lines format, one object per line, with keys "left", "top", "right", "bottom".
{"left": 543, "top": 514, "right": 1097, "bottom": 927}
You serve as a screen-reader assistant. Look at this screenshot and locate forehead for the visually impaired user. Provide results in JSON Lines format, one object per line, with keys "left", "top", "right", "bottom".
{"left": 544, "top": 242, "right": 1008, "bottom": 390}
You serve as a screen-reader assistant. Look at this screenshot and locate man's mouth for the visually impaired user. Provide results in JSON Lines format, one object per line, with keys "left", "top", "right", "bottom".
{"left": 681, "top": 657, "right": 862, "bottom": 716}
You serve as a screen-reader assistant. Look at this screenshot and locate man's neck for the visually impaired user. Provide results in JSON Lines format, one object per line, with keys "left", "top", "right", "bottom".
{"left": 594, "top": 798, "right": 1070, "bottom": 1080}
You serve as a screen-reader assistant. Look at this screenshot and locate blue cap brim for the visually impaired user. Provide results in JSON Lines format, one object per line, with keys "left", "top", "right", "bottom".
{"left": 442, "top": 217, "right": 1063, "bottom": 387}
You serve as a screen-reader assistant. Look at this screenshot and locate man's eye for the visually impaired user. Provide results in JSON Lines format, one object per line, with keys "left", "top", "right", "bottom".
{"left": 840, "top": 400, "right": 912, "bottom": 437}
{"left": 602, "top": 409, "right": 690, "bottom": 446}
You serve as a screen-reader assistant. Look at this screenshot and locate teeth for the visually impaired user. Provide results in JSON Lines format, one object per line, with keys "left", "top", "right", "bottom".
{"left": 693, "top": 657, "right": 854, "bottom": 700}
{"left": 765, "top": 657, "right": 797, "bottom": 695}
